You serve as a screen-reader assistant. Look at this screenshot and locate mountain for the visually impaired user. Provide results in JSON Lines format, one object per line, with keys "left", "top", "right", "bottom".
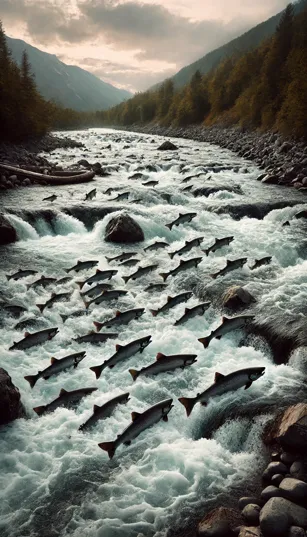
{"left": 6, "top": 36, "right": 132, "bottom": 112}
{"left": 163, "top": 1, "right": 306, "bottom": 89}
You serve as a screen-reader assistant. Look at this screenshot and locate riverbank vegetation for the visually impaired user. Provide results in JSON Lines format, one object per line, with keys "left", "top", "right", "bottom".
{"left": 101, "top": 3, "right": 307, "bottom": 140}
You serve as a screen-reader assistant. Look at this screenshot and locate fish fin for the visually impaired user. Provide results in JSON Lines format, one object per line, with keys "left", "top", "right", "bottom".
{"left": 167, "top": 296, "right": 173, "bottom": 302}
{"left": 93, "top": 321, "right": 102, "bottom": 332}
{"left": 93, "top": 404, "right": 101, "bottom": 413}
{"left": 216, "top": 335, "right": 222, "bottom": 340}
{"left": 36, "top": 304, "right": 45, "bottom": 313}
{"left": 150, "top": 309, "right": 158, "bottom": 317}
{"left": 124, "top": 440, "right": 131, "bottom": 446}
{"left": 109, "top": 364, "right": 115, "bottom": 369}
{"left": 96, "top": 269, "right": 102, "bottom": 273}
{"left": 178, "top": 397, "right": 195, "bottom": 417}
{"left": 222, "top": 316, "right": 230, "bottom": 323}
{"left": 105, "top": 256, "right": 111, "bottom": 262}
{"left": 198, "top": 337, "right": 210, "bottom": 348}
{"left": 98, "top": 441, "right": 116, "bottom": 459}
{"left": 162, "top": 414, "right": 168, "bottom": 422}
{"left": 123, "top": 276, "right": 129, "bottom": 284}
{"left": 33, "top": 405, "right": 45, "bottom": 416}
{"left": 50, "top": 357, "right": 58, "bottom": 364}
{"left": 185, "top": 307, "right": 190, "bottom": 313}
{"left": 51, "top": 292, "right": 56, "bottom": 298}
{"left": 165, "top": 223, "right": 172, "bottom": 230}
{"left": 76, "top": 281, "right": 84, "bottom": 289}
{"left": 226, "top": 260, "right": 231, "bottom": 265}
{"left": 215, "top": 372, "right": 225, "bottom": 383}
{"left": 156, "top": 352, "right": 166, "bottom": 361}
{"left": 169, "top": 252, "right": 174, "bottom": 259}
{"left": 210, "top": 274, "right": 217, "bottom": 279}
{"left": 90, "top": 365, "right": 103, "bottom": 379}
{"left": 159, "top": 273, "right": 168, "bottom": 282}
{"left": 115, "top": 310, "right": 121, "bottom": 317}
{"left": 179, "top": 259, "right": 184, "bottom": 265}
{"left": 59, "top": 388, "right": 68, "bottom": 396}
{"left": 201, "top": 402, "right": 208, "bottom": 406}
{"left": 129, "top": 369, "right": 139, "bottom": 381}
{"left": 24, "top": 375, "right": 38, "bottom": 388}
{"left": 24, "top": 331, "right": 31, "bottom": 337}
{"left": 43, "top": 375, "right": 50, "bottom": 380}
{"left": 245, "top": 381, "right": 252, "bottom": 390}
{"left": 115, "top": 344, "right": 123, "bottom": 351}
{"left": 84, "top": 301, "right": 90, "bottom": 310}
{"left": 131, "top": 411, "right": 141, "bottom": 421}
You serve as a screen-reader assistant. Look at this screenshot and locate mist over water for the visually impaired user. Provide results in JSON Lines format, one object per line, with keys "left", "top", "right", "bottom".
{"left": 1, "top": 129, "right": 307, "bottom": 537}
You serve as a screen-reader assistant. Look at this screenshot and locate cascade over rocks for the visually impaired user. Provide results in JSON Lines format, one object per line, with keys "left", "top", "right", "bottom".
{"left": 105, "top": 212, "right": 145, "bottom": 243}
{"left": 0, "top": 368, "right": 25, "bottom": 425}
{"left": 0, "top": 214, "right": 17, "bottom": 245}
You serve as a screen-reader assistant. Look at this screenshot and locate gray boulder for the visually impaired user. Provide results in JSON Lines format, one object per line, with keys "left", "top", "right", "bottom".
{"left": 158, "top": 140, "right": 178, "bottom": 151}
{"left": 279, "top": 478, "right": 307, "bottom": 505}
{"left": 241, "top": 504, "right": 260, "bottom": 525}
{"left": 260, "top": 497, "right": 307, "bottom": 537}
{"left": 261, "top": 486, "right": 284, "bottom": 502}
{"left": 0, "top": 214, "right": 17, "bottom": 245}
{"left": 238, "top": 497, "right": 262, "bottom": 510}
{"left": 105, "top": 213, "right": 144, "bottom": 243}
{"left": 222, "top": 286, "right": 256, "bottom": 311}
{"left": 272, "top": 474, "right": 285, "bottom": 487}
{"left": 290, "top": 462, "right": 307, "bottom": 482}
{"left": 263, "top": 461, "right": 288, "bottom": 480}
{"left": 288, "top": 527, "right": 306, "bottom": 537}
{"left": 263, "top": 404, "right": 307, "bottom": 452}
{"left": 0, "top": 368, "right": 25, "bottom": 425}
{"left": 198, "top": 507, "right": 242, "bottom": 536}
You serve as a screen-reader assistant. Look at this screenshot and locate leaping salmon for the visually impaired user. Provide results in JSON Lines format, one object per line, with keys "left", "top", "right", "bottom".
{"left": 198, "top": 315, "right": 255, "bottom": 348}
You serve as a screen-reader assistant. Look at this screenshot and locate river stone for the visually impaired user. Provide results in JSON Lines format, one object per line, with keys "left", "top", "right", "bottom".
{"left": 0, "top": 368, "right": 25, "bottom": 425}
{"left": 222, "top": 286, "right": 256, "bottom": 311}
{"left": 241, "top": 504, "right": 260, "bottom": 525}
{"left": 272, "top": 474, "right": 285, "bottom": 487}
{"left": 290, "top": 462, "right": 307, "bottom": 481}
{"left": 198, "top": 507, "right": 242, "bottom": 536}
{"left": 279, "top": 478, "right": 307, "bottom": 505}
{"left": 288, "top": 527, "right": 306, "bottom": 537}
{"left": 238, "top": 528, "right": 261, "bottom": 537}
{"left": 158, "top": 141, "right": 178, "bottom": 151}
{"left": 281, "top": 453, "right": 298, "bottom": 465}
{"left": 0, "top": 214, "right": 17, "bottom": 245}
{"left": 105, "top": 213, "right": 144, "bottom": 243}
{"left": 261, "top": 175, "right": 279, "bottom": 184}
{"left": 263, "top": 404, "right": 307, "bottom": 452}
{"left": 238, "top": 498, "right": 262, "bottom": 510}
{"left": 260, "top": 497, "right": 307, "bottom": 537}
{"left": 261, "top": 486, "right": 284, "bottom": 502}
{"left": 263, "top": 462, "right": 288, "bottom": 480}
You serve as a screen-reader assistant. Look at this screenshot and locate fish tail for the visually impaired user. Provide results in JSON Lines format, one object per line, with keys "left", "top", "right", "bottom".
{"left": 76, "top": 281, "right": 84, "bottom": 290}
{"left": 24, "top": 374, "right": 38, "bottom": 388}
{"left": 65, "top": 268, "right": 71, "bottom": 273}
{"left": 33, "top": 405, "right": 45, "bottom": 416}
{"left": 6, "top": 274, "right": 10, "bottom": 280}
{"left": 122, "top": 276, "right": 129, "bottom": 284}
{"left": 93, "top": 321, "right": 103, "bottom": 332}
{"left": 60, "top": 314, "right": 69, "bottom": 323}
{"left": 90, "top": 364, "right": 103, "bottom": 379}
{"left": 165, "top": 223, "right": 172, "bottom": 230}
{"left": 203, "top": 249, "right": 209, "bottom": 256}
{"left": 169, "top": 252, "right": 174, "bottom": 259}
{"left": 105, "top": 256, "right": 111, "bottom": 263}
{"left": 198, "top": 337, "right": 210, "bottom": 348}
{"left": 36, "top": 303, "right": 45, "bottom": 313}
{"left": 178, "top": 397, "right": 196, "bottom": 417}
{"left": 98, "top": 441, "right": 116, "bottom": 459}
{"left": 159, "top": 272, "right": 168, "bottom": 282}
{"left": 83, "top": 299, "right": 90, "bottom": 310}
{"left": 150, "top": 309, "right": 158, "bottom": 317}
{"left": 129, "top": 369, "right": 139, "bottom": 381}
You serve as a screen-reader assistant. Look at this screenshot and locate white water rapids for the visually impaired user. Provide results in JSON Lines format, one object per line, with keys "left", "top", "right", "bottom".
{"left": 0, "top": 129, "right": 307, "bottom": 537}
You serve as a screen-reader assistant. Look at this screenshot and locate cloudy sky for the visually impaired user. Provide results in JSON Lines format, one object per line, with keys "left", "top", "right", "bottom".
{"left": 1, "top": 0, "right": 290, "bottom": 92}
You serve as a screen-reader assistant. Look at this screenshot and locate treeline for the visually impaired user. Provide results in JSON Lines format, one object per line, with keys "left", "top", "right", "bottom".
{"left": 101, "top": 3, "right": 307, "bottom": 140}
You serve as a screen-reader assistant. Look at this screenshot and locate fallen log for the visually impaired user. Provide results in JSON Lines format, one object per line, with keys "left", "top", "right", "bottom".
{"left": 0, "top": 163, "right": 95, "bottom": 185}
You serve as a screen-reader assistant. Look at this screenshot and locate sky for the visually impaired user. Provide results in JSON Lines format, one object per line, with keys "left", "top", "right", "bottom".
{"left": 0, "top": 0, "right": 291, "bottom": 92}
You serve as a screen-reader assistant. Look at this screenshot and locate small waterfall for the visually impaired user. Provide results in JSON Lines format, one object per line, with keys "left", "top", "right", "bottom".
{"left": 4, "top": 214, "right": 39, "bottom": 240}
{"left": 52, "top": 213, "right": 87, "bottom": 235}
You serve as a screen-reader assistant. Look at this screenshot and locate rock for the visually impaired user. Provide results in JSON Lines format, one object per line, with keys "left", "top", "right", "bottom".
{"left": 105, "top": 213, "right": 144, "bottom": 243}
{"left": 272, "top": 452, "right": 281, "bottom": 461}
{"left": 261, "top": 486, "right": 284, "bottom": 502}
{"left": 238, "top": 528, "right": 262, "bottom": 537}
{"left": 222, "top": 286, "right": 256, "bottom": 311}
{"left": 290, "top": 462, "right": 307, "bottom": 482}
{"left": 77, "top": 159, "right": 90, "bottom": 168}
{"left": 281, "top": 453, "right": 298, "bottom": 465}
{"left": 262, "top": 175, "right": 279, "bottom": 184}
{"left": 260, "top": 497, "right": 307, "bottom": 537}
{"left": 263, "top": 404, "right": 307, "bottom": 452}
{"left": 302, "top": 178, "right": 307, "bottom": 186}
{"left": 272, "top": 474, "right": 285, "bottom": 487}
{"left": 22, "top": 178, "right": 31, "bottom": 186}
{"left": 0, "top": 368, "right": 25, "bottom": 425}
{"left": 280, "top": 142, "right": 293, "bottom": 153}
{"left": 288, "top": 527, "right": 306, "bottom": 537}
{"left": 239, "top": 498, "right": 262, "bottom": 510}
{"left": 263, "top": 462, "right": 288, "bottom": 480}
{"left": 0, "top": 214, "right": 17, "bottom": 245}
{"left": 241, "top": 504, "right": 261, "bottom": 525}
{"left": 279, "top": 478, "right": 307, "bottom": 505}
{"left": 158, "top": 140, "right": 178, "bottom": 151}
{"left": 9, "top": 174, "right": 18, "bottom": 182}
{"left": 198, "top": 507, "right": 243, "bottom": 536}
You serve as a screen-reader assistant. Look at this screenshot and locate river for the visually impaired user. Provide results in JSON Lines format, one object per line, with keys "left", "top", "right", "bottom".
{"left": 1, "top": 128, "right": 307, "bottom": 537}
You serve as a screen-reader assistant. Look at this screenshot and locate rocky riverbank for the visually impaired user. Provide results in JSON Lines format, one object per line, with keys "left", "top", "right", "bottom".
{"left": 120, "top": 124, "right": 307, "bottom": 190}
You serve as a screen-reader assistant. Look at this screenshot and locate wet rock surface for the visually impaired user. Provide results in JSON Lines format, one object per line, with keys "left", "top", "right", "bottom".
{"left": 0, "top": 368, "right": 25, "bottom": 425}
{"left": 104, "top": 212, "right": 145, "bottom": 243}
{"left": 0, "top": 214, "right": 17, "bottom": 245}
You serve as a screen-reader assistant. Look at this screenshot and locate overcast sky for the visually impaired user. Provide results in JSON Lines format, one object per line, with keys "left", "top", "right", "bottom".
{"left": 1, "top": 0, "right": 290, "bottom": 92}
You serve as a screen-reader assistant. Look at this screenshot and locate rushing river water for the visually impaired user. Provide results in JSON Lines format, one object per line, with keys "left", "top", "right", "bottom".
{"left": 1, "top": 128, "right": 307, "bottom": 537}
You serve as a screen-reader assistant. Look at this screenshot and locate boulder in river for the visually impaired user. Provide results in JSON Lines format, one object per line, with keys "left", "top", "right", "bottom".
{"left": 260, "top": 497, "right": 307, "bottom": 537}
{"left": 105, "top": 213, "right": 144, "bottom": 243}
{"left": 263, "top": 404, "right": 307, "bottom": 452}
{"left": 222, "top": 286, "right": 256, "bottom": 311}
{"left": 158, "top": 141, "right": 178, "bottom": 151}
{"left": 197, "top": 506, "right": 242, "bottom": 536}
{"left": 0, "top": 214, "right": 17, "bottom": 245}
{"left": 0, "top": 368, "right": 25, "bottom": 425}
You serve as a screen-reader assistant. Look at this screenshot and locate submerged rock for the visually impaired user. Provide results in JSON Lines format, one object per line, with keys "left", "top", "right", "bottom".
{"left": 158, "top": 141, "right": 178, "bottom": 151}
{"left": 263, "top": 404, "right": 307, "bottom": 452}
{"left": 198, "top": 506, "right": 242, "bottom": 536}
{"left": 105, "top": 213, "right": 144, "bottom": 243}
{"left": 0, "top": 368, "right": 25, "bottom": 425}
{"left": 222, "top": 286, "right": 256, "bottom": 311}
{"left": 0, "top": 214, "right": 17, "bottom": 245}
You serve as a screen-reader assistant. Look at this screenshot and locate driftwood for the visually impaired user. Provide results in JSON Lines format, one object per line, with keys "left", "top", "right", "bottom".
{"left": 0, "top": 163, "right": 95, "bottom": 185}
